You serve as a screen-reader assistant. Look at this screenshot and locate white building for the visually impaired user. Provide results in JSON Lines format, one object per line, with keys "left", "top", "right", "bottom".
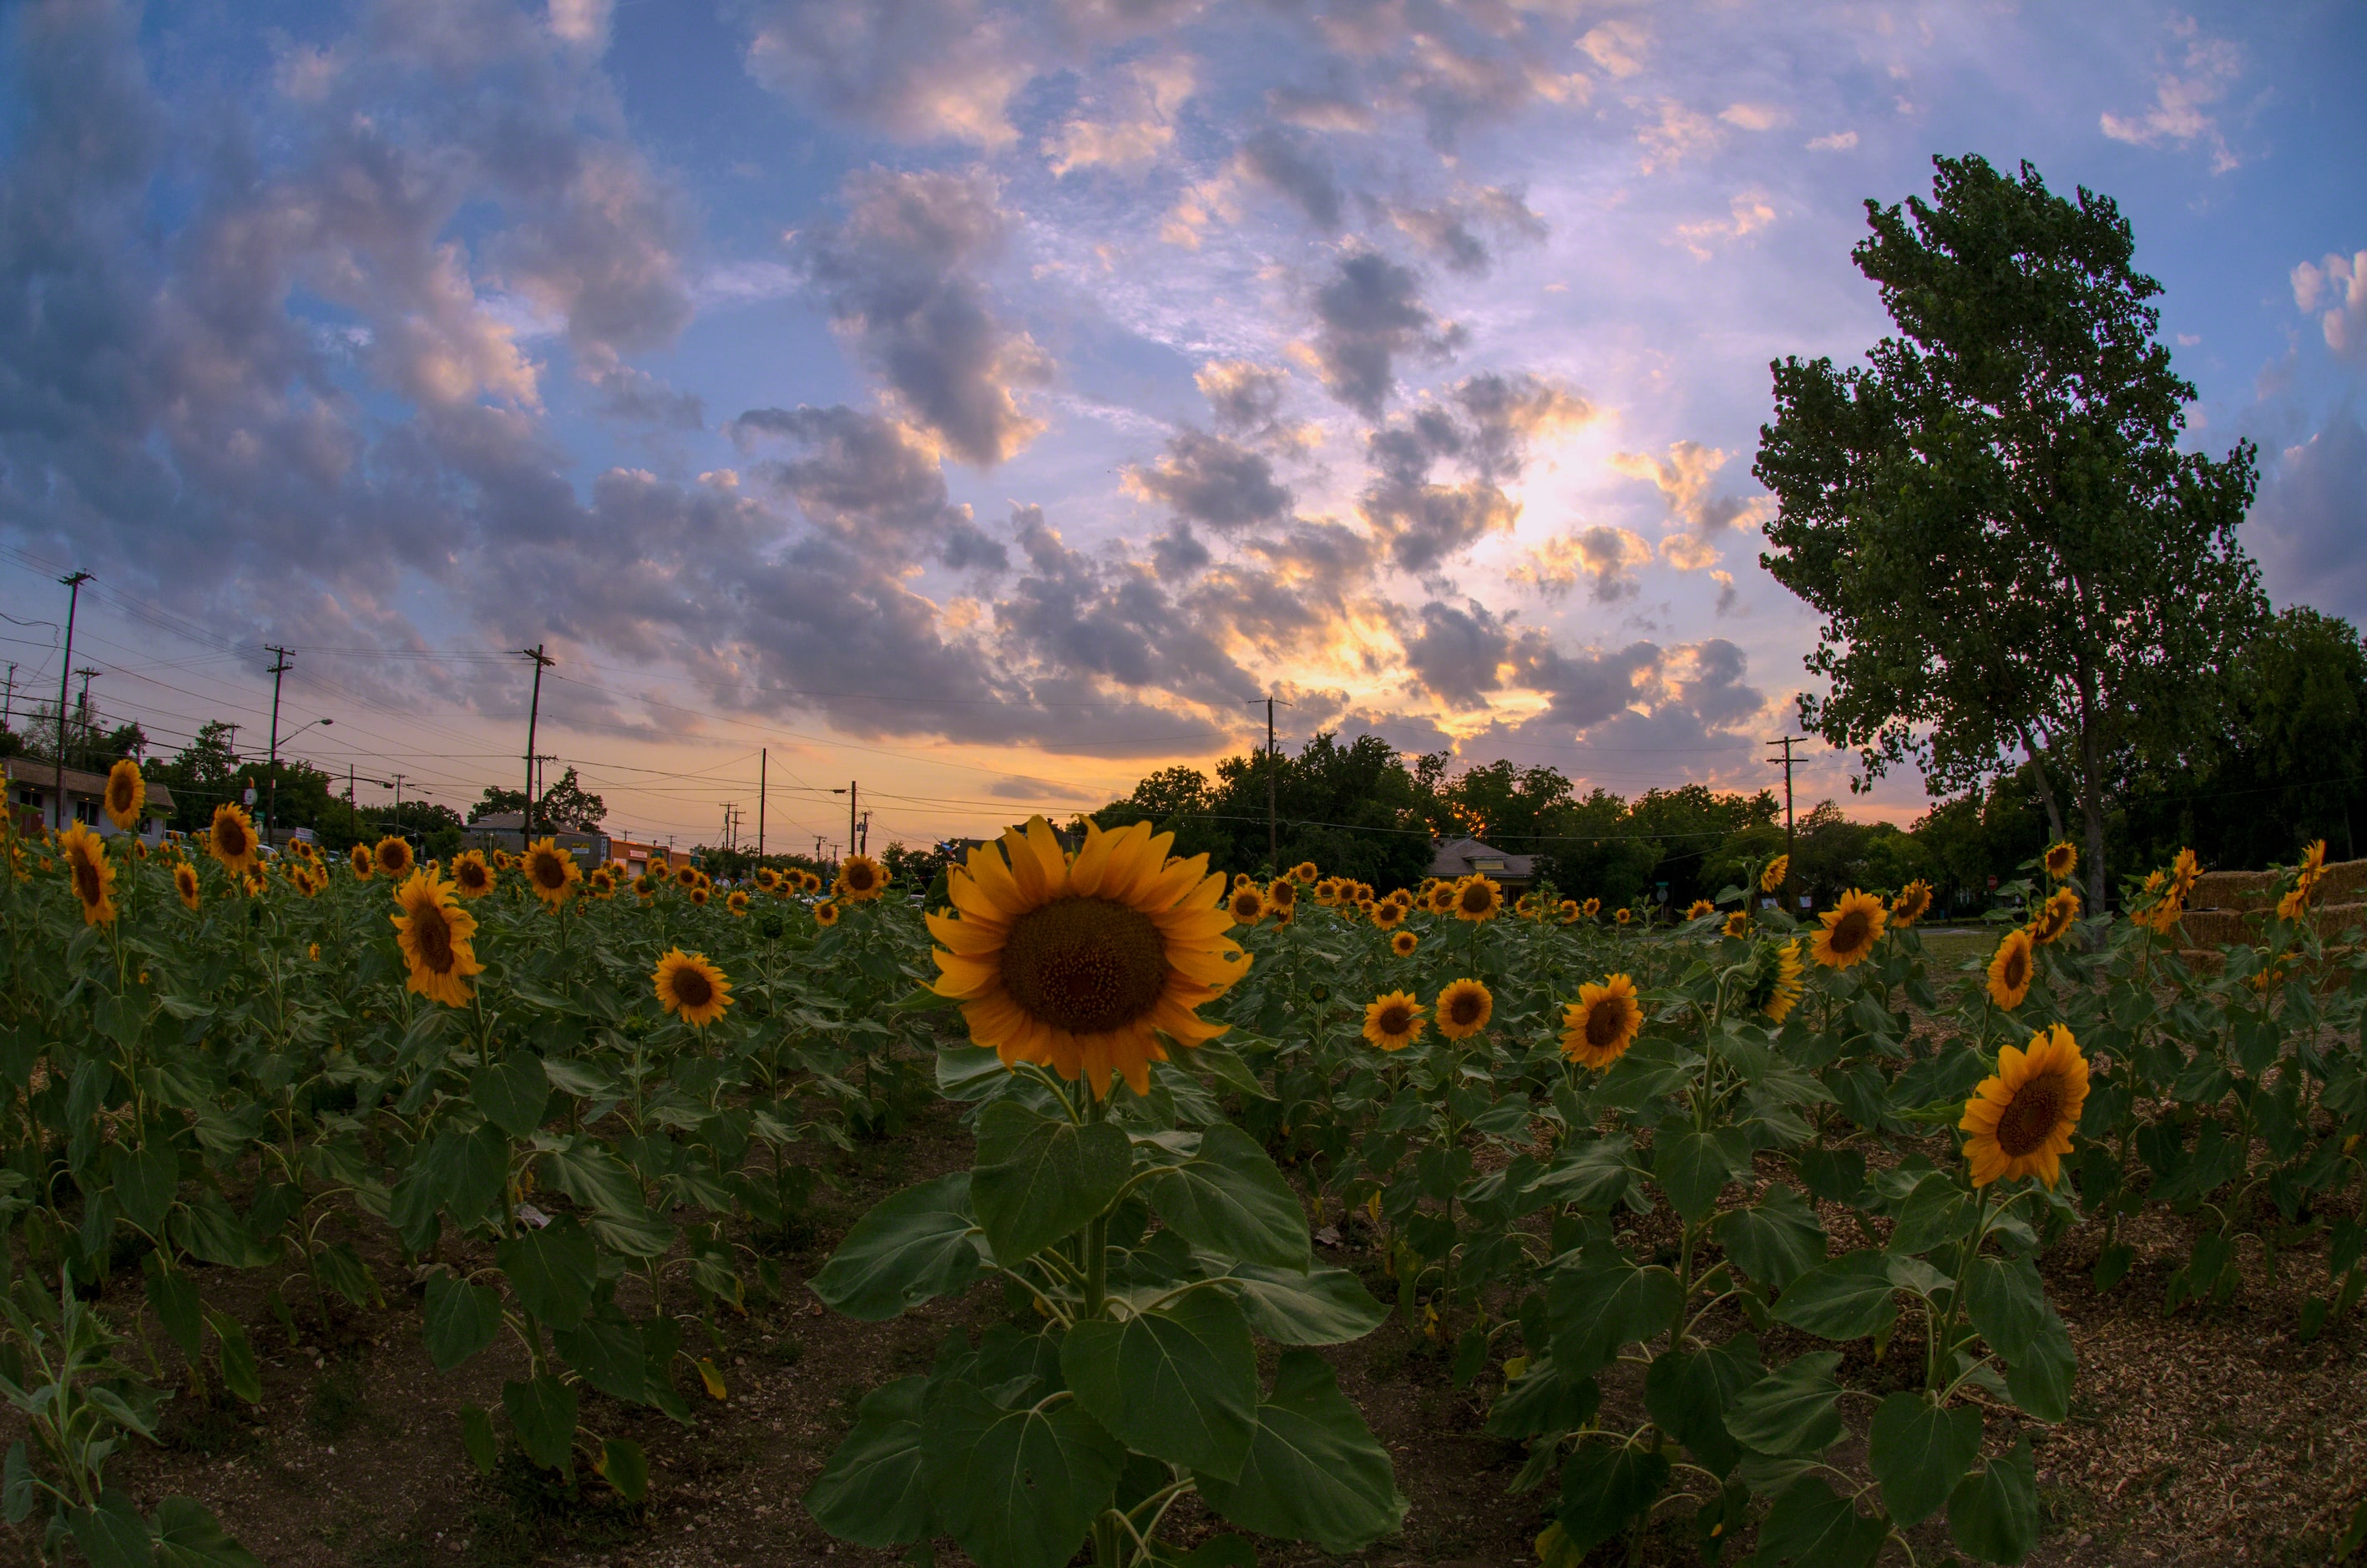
{"left": 7, "top": 763, "right": 174, "bottom": 845}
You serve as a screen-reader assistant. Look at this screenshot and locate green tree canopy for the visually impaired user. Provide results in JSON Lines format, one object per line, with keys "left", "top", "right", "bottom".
{"left": 1756, "top": 154, "right": 2263, "bottom": 908}
{"left": 470, "top": 766, "right": 607, "bottom": 832}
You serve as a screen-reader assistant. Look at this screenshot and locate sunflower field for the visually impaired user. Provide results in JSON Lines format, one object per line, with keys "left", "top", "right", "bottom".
{"left": 0, "top": 782, "right": 2363, "bottom": 1566}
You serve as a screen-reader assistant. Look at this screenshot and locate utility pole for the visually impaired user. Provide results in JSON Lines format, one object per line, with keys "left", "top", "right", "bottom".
{"left": 2, "top": 662, "right": 17, "bottom": 734}
{"left": 857, "top": 809, "right": 871, "bottom": 855}
{"left": 833, "top": 781, "right": 857, "bottom": 864}
{"left": 1767, "top": 736, "right": 1798, "bottom": 910}
{"left": 53, "top": 572, "right": 90, "bottom": 831}
{"left": 1247, "top": 693, "right": 1290, "bottom": 873}
{"left": 756, "top": 748, "right": 766, "bottom": 860}
{"left": 391, "top": 772, "right": 407, "bottom": 817}
{"left": 518, "top": 645, "right": 552, "bottom": 842}
{"left": 263, "top": 645, "right": 291, "bottom": 847}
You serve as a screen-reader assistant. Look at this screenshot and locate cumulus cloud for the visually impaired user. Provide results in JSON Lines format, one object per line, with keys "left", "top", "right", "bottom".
{"left": 1044, "top": 53, "right": 1196, "bottom": 176}
{"left": 1514, "top": 526, "right": 1652, "bottom": 603}
{"left": 734, "top": 0, "right": 1034, "bottom": 148}
{"left": 1307, "top": 250, "right": 1464, "bottom": 417}
{"left": 1806, "top": 129, "right": 1859, "bottom": 151}
{"left": 1236, "top": 126, "right": 1343, "bottom": 230}
{"left": 1404, "top": 599, "right": 1515, "bottom": 709}
{"left": 729, "top": 404, "right": 984, "bottom": 567}
{"left": 1578, "top": 19, "right": 1647, "bottom": 78}
{"left": 1360, "top": 372, "right": 1596, "bottom": 574}
{"left": 2294, "top": 251, "right": 2367, "bottom": 362}
{"left": 1383, "top": 186, "right": 1548, "bottom": 275}
{"left": 1636, "top": 101, "right": 1720, "bottom": 174}
{"left": 1124, "top": 428, "right": 1293, "bottom": 530}
{"left": 2248, "top": 412, "right": 2367, "bottom": 624}
{"left": 1673, "top": 190, "right": 1777, "bottom": 258}
{"left": 1609, "top": 440, "right": 1772, "bottom": 570}
{"left": 2100, "top": 20, "right": 2242, "bottom": 173}
{"left": 803, "top": 168, "right": 1051, "bottom": 467}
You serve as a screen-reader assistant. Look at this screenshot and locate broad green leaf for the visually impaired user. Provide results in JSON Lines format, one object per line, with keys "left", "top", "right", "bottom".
{"left": 595, "top": 1438, "right": 650, "bottom": 1505}
{"left": 1555, "top": 1442, "right": 1670, "bottom": 1556}
{"left": 109, "top": 1141, "right": 177, "bottom": 1237}
{"left": 422, "top": 1274, "right": 503, "bottom": 1372}
{"left": 1887, "top": 1173, "right": 1976, "bottom": 1257}
{"left": 1196, "top": 1350, "right": 1406, "bottom": 1554}
{"left": 471, "top": 1052, "right": 551, "bottom": 1140}
{"left": 1714, "top": 1185, "right": 1826, "bottom": 1291}
{"left": 1150, "top": 1125, "right": 1310, "bottom": 1271}
{"left": 1221, "top": 1262, "right": 1387, "bottom": 1345}
{"left": 552, "top": 1307, "right": 648, "bottom": 1404}
{"left": 535, "top": 1137, "right": 645, "bottom": 1218}
{"left": 142, "top": 1255, "right": 203, "bottom": 1363}
{"left": 1652, "top": 1125, "right": 1749, "bottom": 1222}
{"left": 1949, "top": 1436, "right": 2041, "bottom": 1564}
{"left": 502, "top": 1375, "right": 579, "bottom": 1474}
{"left": 1547, "top": 1252, "right": 1682, "bottom": 1377}
{"left": 175, "top": 1193, "right": 271, "bottom": 1269}
{"left": 971, "top": 1102, "right": 1134, "bottom": 1264}
{"left": 68, "top": 1493, "right": 152, "bottom": 1568}
{"left": 204, "top": 1309, "right": 262, "bottom": 1405}
{"left": 1752, "top": 1475, "right": 1888, "bottom": 1567}
{"left": 460, "top": 1404, "right": 498, "bottom": 1475}
{"left": 1723, "top": 1351, "right": 1844, "bottom": 1456}
{"left": 495, "top": 1215, "right": 597, "bottom": 1331}
{"left": 1485, "top": 1362, "right": 1600, "bottom": 1439}
{"left": 810, "top": 1173, "right": 989, "bottom": 1322}
{"left": 1868, "top": 1392, "right": 1981, "bottom": 1526}
{"left": 1964, "top": 1253, "right": 2074, "bottom": 1423}
{"left": 1772, "top": 1251, "right": 1897, "bottom": 1340}
{"left": 807, "top": 1377, "right": 933, "bottom": 1549}
{"left": 1642, "top": 1334, "right": 1763, "bottom": 1477}
{"left": 919, "top": 1380, "right": 1124, "bottom": 1568}
{"left": 150, "top": 1496, "right": 265, "bottom": 1568}
{"left": 3, "top": 1442, "right": 30, "bottom": 1525}
{"left": 1061, "top": 1289, "right": 1257, "bottom": 1480}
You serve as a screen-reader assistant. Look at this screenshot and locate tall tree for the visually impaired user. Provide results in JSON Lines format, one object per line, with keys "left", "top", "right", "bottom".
{"left": 470, "top": 767, "right": 607, "bottom": 832}
{"left": 1756, "top": 155, "right": 2263, "bottom": 909}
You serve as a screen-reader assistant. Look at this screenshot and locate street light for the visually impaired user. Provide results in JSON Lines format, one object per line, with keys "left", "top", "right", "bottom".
{"left": 266, "top": 716, "right": 331, "bottom": 846}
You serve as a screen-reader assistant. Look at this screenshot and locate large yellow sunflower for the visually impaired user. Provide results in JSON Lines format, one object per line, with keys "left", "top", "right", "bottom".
{"left": 372, "top": 836, "right": 413, "bottom": 880}
{"left": 1362, "top": 991, "right": 1426, "bottom": 1052}
{"left": 1810, "top": 889, "right": 1887, "bottom": 969}
{"left": 1371, "top": 900, "right": 1406, "bottom": 931}
{"left": 522, "top": 837, "right": 581, "bottom": 910}
{"left": 1266, "top": 876, "right": 1297, "bottom": 913}
{"left": 2042, "top": 840, "right": 2077, "bottom": 883}
{"left": 1986, "top": 928, "right": 2034, "bottom": 1009}
{"left": 836, "top": 853, "right": 888, "bottom": 903}
{"left": 1560, "top": 974, "right": 1641, "bottom": 1070}
{"left": 1453, "top": 875, "right": 1502, "bottom": 923}
{"left": 1292, "top": 861, "right": 1319, "bottom": 884}
{"left": 1226, "top": 883, "right": 1267, "bottom": 925}
{"left": 926, "top": 817, "right": 1247, "bottom": 1099}
{"left": 1390, "top": 929, "right": 1419, "bottom": 957}
{"left": 450, "top": 851, "right": 495, "bottom": 898}
{"left": 814, "top": 899, "right": 841, "bottom": 927}
{"left": 675, "top": 863, "right": 700, "bottom": 889}
{"left": 392, "top": 869, "right": 483, "bottom": 1008}
{"left": 208, "top": 802, "right": 259, "bottom": 878}
{"left": 103, "top": 760, "right": 145, "bottom": 831}
{"left": 173, "top": 861, "right": 202, "bottom": 911}
{"left": 1435, "top": 978, "right": 1493, "bottom": 1040}
{"left": 1424, "top": 880, "right": 1459, "bottom": 915}
{"left": 2030, "top": 886, "right": 2080, "bottom": 946}
{"left": 58, "top": 822, "right": 116, "bottom": 927}
{"left": 1759, "top": 855, "right": 1789, "bottom": 893}
{"left": 1891, "top": 879, "right": 1934, "bottom": 928}
{"left": 654, "top": 948, "right": 733, "bottom": 1028}
{"left": 350, "top": 842, "right": 372, "bottom": 878}
{"left": 1960, "top": 1024, "right": 2088, "bottom": 1188}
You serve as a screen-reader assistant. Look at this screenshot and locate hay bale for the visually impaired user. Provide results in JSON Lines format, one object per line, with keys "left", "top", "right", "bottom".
{"left": 2176, "top": 908, "right": 2254, "bottom": 948}
{"left": 2185, "top": 868, "right": 2274, "bottom": 911}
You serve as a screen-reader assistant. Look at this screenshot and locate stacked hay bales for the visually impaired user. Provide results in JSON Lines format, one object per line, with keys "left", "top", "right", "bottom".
{"left": 2177, "top": 855, "right": 2367, "bottom": 962}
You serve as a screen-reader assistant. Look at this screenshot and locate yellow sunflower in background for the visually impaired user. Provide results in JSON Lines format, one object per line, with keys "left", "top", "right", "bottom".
{"left": 1226, "top": 882, "right": 1268, "bottom": 927}
{"left": 755, "top": 867, "right": 778, "bottom": 893}
{"left": 1267, "top": 876, "right": 1298, "bottom": 913}
{"left": 1435, "top": 978, "right": 1493, "bottom": 1040}
{"left": 2299, "top": 839, "right": 2328, "bottom": 882}
{"left": 368, "top": 836, "right": 410, "bottom": 880}
{"left": 690, "top": 884, "right": 711, "bottom": 906}
{"left": 1891, "top": 879, "right": 1934, "bottom": 928}
{"left": 1312, "top": 876, "right": 1340, "bottom": 906}
{"left": 1987, "top": 928, "right": 2035, "bottom": 1009}
{"left": 1810, "top": 889, "right": 1887, "bottom": 969}
{"left": 1759, "top": 855, "right": 1789, "bottom": 893}
{"left": 1722, "top": 910, "right": 1753, "bottom": 939}
{"left": 1424, "top": 880, "right": 1458, "bottom": 915}
{"left": 1391, "top": 929, "right": 1419, "bottom": 956}
{"left": 2030, "top": 886, "right": 2081, "bottom": 945}
{"left": 1272, "top": 903, "right": 1295, "bottom": 927}
{"left": 173, "top": 862, "right": 202, "bottom": 911}
{"left": 2130, "top": 869, "right": 2179, "bottom": 934}
{"left": 1581, "top": 897, "right": 1601, "bottom": 920}
{"left": 1362, "top": 991, "right": 1426, "bottom": 1051}
{"left": 634, "top": 873, "right": 658, "bottom": 899}
{"left": 814, "top": 899, "right": 841, "bottom": 926}
{"left": 103, "top": 759, "right": 145, "bottom": 830}
{"left": 1760, "top": 940, "right": 1806, "bottom": 1023}
{"left": 726, "top": 888, "right": 749, "bottom": 916}
{"left": 926, "top": 817, "right": 1247, "bottom": 1098}
{"left": 522, "top": 837, "right": 581, "bottom": 910}
{"left": 1292, "top": 861, "right": 1319, "bottom": 883}
{"left": 209, "top": 802, "right": 260, "bottom": 877}
{"left": 1558, "top": 898, "right": 1581, "bottom": 924}
{"left": 58, "top": 822, "right": 116, "bottom": 926}
{"left": 1960, "top": 1024, "right": 2088, "bottom": 1188}
{"left": 1614, "top": 908, "right": 1632, "bottom": 925}
{"left": 241, "top": 867, "right": 268, "bottom": 898}
{"left": 589, "top": 867, "right": 618, "bottom": 899}
{"left": 675, "top": 863, "right": 700, "bottom": 889}
{"left": 2042, "top": 840, "right": 2078, "bottom": 883}
{"left": 1371, "top": 900, "right": 1406, "bottom": 931}
{"left": 1561, "top": 974, "right": 1641, "bottom": 1070}
{"left": 392, "top": 869, "right": 482, "bottom": 1008}
{"left": 451, "top": 851, "right": 494, "bottom": 898}
{"left": 837, "top": 853, "right": 889, "bottom": 903}
{"left": 1453, "top": 875, "right": 1502, "bottom": 923}
{"left": 493, "top": 848, "right": 517, "bottom": 871}
{"left": 2169, "top": 847, "right": 2201, "bottom": 902}
{"left": 1685, "top": 898, "right": 1715, "bottom": 920}
{"left": 654, "top": 948, "right": 733, "bottom": 1028}
{"left": 1514, "top": 893, "right": 1538, "bottom": 919}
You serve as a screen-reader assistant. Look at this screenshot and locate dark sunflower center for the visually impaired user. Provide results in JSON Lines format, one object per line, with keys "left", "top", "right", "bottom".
{"left": 2004, "top": 949, "right": 2029, "bottom": 990}
{"left": 1995, "top": 1074, "right": 2066, "bottom": 1156}
{"left": 533, "top": 856, "right": 566, "bottom": 889}
{"left": 219, "top": 822, "right": 248, "bottom": 857}
{"left": 671, "top": 966, "right": 714, "bottom": 1009}
{"left": 1376, "top": 1004, "right": 1414, "bottom": 1035}
{"left": 1448, "top": 990, "right": 1484, "bottom": 1026}
{"left": 71, "top": 854, "right": 103, "bottom": 906}
{"left": 1586, "top": 999, "right": 1628, "bottom": 1051}
{"left": 846, "top": 863, "right": 876, "bottom": 891}
{"left": 412, "top": 903, "right": 455, "bottom": 973}
{"left": 1000, "top": 896, "right": 1169, "bottom": 1035}
{"left": 1459, "top": 887, "right": 1488, "bottom": 913}
{"left": 1830, "top": 910, "right": 1870, "bottom": 953}
{"left": 109, "top": 781, "right": 133, "bottom": 812}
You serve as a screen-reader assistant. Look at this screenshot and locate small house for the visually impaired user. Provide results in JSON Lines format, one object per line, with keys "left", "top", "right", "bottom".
{"left": 7, "top": 763, "right": 174, "bottom": 845}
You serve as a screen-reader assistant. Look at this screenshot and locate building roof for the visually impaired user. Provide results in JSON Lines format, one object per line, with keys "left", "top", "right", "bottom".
{"left": 1429, "top": 836, "right": 1533, "bottom": 880}
{"left": 9, "top": 762, "right": 174, "bottom": 812}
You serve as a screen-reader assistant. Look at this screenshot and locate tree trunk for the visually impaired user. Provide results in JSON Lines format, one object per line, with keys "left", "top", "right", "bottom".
{"left": 2076, "top": 706, "right": 2108, "bottom": 917}
{"left": 2015, "top": 723, "right": 2068, "bottom": 845}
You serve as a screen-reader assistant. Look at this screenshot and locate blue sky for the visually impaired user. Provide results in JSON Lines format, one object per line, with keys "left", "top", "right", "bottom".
{"left": 1, "top": 0, "right": 2360, "bottom": 851}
